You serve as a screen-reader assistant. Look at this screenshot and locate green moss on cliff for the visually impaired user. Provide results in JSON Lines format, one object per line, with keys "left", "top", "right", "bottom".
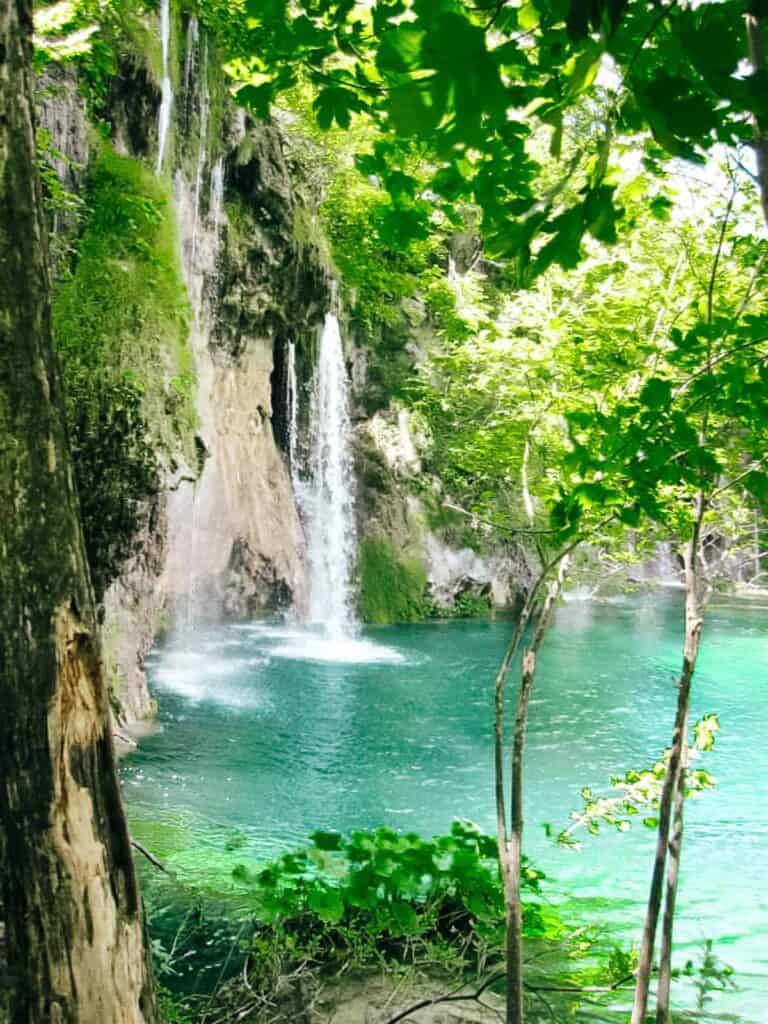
{"left": 52, "top": 142, "right": 195, "bottom": 594}
{"left": 357, "top": 539, "right": 430, "bottom": 625}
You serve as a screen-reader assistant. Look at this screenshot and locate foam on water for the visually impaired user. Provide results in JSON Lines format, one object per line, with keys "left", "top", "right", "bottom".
{"left": 269, "top": 634, "right": 405, "bottom": 665}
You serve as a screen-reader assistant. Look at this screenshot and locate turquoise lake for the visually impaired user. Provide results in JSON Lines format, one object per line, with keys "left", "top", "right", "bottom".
{"left": 122, "top": 592, "right": 768, "bottom": 1019}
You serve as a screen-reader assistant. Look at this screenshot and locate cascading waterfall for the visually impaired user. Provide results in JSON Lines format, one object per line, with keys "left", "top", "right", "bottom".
{"left": 304, "top": 314, "right": 357, "bottom": 636}
{"left": 286, "top": 340, "right": 299, "bottom": 488}
{"left": 156, "top": 0, "right": 173, "bottom": 174}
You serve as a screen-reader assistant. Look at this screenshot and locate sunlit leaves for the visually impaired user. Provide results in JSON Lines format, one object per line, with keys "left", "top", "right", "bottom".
{"left": 237, "top": 822, "right": 546, "bottom": 942}
{"left": 558, "top": 715, "right": 720, "bottom": 848}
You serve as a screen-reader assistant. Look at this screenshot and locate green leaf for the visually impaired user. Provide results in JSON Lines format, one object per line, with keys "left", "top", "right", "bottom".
{"left": 640, "top": 377, "right": 672, "bottom": 409}
{"left": 376, "top": 25, "right": 424, "bottom": 73}
{"left": 235, "top": 83, "right": 272, "bottom": 120}
{"left": 313, "top": 86, "right": 361, "bottom": 130}
{"left": 387, "top": 902, "right": 420, "bottom": 935}
{"left": 311, "top": 830, "right": 344, "bottom": 851}
{"left": 584, "top": 185, "right": 621, "bottom": 244}
{"left": 307, "top": 886, "right": 345, "bottom": 923}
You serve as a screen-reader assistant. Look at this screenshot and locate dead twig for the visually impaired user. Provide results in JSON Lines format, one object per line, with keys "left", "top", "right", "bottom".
{"left": 383, "top": 970, "right": 505, "bottom": 1024}
{"left": 130, "top": 839, "right": 171, "bottom": 875}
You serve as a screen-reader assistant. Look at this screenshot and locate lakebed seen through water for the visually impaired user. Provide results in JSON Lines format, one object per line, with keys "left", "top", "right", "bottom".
{"left": 123, "top": 593, "right": 768, "bottom": 1020}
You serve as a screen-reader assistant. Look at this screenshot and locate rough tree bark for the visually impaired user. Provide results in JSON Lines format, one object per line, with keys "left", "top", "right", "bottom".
{"left": 0, "top": 2, "right": 156, "bottom": 1021}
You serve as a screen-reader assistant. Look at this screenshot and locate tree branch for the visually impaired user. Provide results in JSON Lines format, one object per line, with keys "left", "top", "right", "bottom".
{"left": 130, "top": 839, "right": 172, "bottom": 876}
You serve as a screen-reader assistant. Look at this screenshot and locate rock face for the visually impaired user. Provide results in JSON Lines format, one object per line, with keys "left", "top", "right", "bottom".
{"left": 354, "top": 406, "right": 534, "bottom": 619}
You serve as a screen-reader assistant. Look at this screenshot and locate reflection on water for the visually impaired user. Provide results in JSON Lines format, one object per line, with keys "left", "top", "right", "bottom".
{"left": 123, "top": 593, "right": 768, "bottom": 1020}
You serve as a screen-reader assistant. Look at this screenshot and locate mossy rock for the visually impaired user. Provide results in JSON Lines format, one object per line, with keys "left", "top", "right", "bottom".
{"left": 51, "top": 142, "right": 195, "bottom": 594}
{"left": 357, "top": 539, "right": 430, "bottom": 625}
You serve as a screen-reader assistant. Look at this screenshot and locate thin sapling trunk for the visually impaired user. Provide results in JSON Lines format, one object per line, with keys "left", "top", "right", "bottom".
{"left": 502, "top": 559, "right": 569, "bottom": 1024}
{"left": 630, "top": 496, "right": 706, "bottom": 1024}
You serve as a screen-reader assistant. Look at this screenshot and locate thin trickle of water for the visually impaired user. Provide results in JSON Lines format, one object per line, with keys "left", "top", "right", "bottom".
{"left": 209, "top": 157, "right": 225, "bottom": 229}
{"left": 304, "top": 313, "right": 357, "bottom": 636}
{"left": 183, "top": 15, "right": 198, "bottom": 96}
{"left": 286, "top": 340, "right": 299, "bottom": 486}
{"left": 156, "top": 0, "right": 173, "bottom": 174}
{"left": 190, "top": 37, "right": 209, "bottom": 263}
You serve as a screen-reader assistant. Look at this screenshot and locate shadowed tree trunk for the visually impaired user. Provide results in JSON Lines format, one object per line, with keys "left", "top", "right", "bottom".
{"left": 0, "top": 2, "right": 156, "bottom": 1021}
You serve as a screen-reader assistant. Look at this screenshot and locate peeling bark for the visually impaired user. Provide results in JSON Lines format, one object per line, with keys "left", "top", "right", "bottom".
{"left": 0, "top": 1, "right": 156, "bottom": 1020}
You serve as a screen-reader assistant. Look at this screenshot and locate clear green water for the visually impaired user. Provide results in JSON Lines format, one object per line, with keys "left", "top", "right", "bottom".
{"left": 123, "top": 592, "right": 768, "bottom": 1019}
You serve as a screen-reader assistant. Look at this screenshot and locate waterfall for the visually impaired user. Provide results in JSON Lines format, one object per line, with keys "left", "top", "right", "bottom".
{"left": 286, "top": 340, "right": 299, "bottom": 487}
{"left": 304, "top": 314, "right": 357, "bottom": 636}
{"left": 183, "top": 15, "right": 198, "bottom": 96}
{"left": 190, "top": 37, "right": 209, "bottom": 263}
{"left": 155, "top": 0, "right": 173, "bottom": 174}
{"left": 209, "top": 157, "right": 225, "bottom": 229}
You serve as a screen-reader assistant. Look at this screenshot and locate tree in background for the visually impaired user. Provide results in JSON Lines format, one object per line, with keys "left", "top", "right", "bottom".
{"left": 0, "top": 1, "right": 155, "bottom": 1020}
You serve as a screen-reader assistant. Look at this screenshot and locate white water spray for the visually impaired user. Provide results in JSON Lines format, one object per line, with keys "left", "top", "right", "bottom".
{"left": 209, "top": 157, "right": 225, "bottom": 229}
{"left": 155, "top": 0, "right": 173, "bottom": 174}
{"left": 304, "top": 314, "right": 357, "bottom": 636}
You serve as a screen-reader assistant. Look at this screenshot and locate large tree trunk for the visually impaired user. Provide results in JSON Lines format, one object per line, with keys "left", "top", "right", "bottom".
{"left": 0, "top": 2, "right": 156, "bottom": 1021}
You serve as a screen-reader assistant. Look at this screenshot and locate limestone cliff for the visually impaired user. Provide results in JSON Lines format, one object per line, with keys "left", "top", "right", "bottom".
{"left": 41, "top": 12, "right": 330, "bottom": 726}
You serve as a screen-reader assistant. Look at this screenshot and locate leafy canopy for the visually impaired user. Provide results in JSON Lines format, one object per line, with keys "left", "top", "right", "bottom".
{"left": 222, "top": 0, "right": 766, "bottom": 275}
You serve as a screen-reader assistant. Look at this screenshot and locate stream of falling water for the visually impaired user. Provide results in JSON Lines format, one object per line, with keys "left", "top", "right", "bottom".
{"left": 286, "top": 340, "right": 299, "bottom": 489}
{"left": 304, "top": 314, "right": 357, "bottom": 636}
{"left": 190, "top": 37, "right": 209, "bottom": 263}
{"left": 156, "top": 0, "right": 173, "bottom": 174}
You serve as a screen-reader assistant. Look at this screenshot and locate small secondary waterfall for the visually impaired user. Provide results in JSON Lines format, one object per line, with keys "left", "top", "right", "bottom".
{"left": 190, "top": 37, "right": 209, "bottom": 263}
{"left": 155, "top": 0, "right": 173, "bottom": 174}
{"left": 209, "top": 157, "right": 225, "bottom": 229}
{"left": 286, "top": 340, "right": 299, "bottom": 488}
{"left": 304, "top": 314, "right": 357, "bottom": 636}
{"left": 183, "top": 15, "right": 198, "bottom": 96}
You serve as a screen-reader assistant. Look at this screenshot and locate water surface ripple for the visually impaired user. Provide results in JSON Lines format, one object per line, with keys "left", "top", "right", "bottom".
{"left": 123, "top": 594, "right": 768, "bottom": 1020}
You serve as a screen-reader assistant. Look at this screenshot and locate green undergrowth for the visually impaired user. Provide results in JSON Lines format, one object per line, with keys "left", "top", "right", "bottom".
{"left": 149, "top": 823, "right": 650, "bottom": 1023}
{"left": 445, "top": 591, "right": 493, "bottom": 619}
{"left": 152, "top": 823, "right": 557, "bottom": 1017}
{"left": 357, "top": 538, "right": 430, "bottom": 624}
{"left": 52, "top": 142, "right": 195, "bottom": 595}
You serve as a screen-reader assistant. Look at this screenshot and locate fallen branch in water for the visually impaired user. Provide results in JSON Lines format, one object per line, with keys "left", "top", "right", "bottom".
{"left": 113, "top": 728, "right": 137, "bottom": 748}
{"left": 130, "top": 839, "right": 171, "bottom": 875}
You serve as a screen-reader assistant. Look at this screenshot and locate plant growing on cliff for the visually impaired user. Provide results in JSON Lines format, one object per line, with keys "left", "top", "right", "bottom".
{"left": 357, "top": 538, "right": 431, "bottom": 624}
{"left": 52, "top": 143, "right": 195, "bottom": 597}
